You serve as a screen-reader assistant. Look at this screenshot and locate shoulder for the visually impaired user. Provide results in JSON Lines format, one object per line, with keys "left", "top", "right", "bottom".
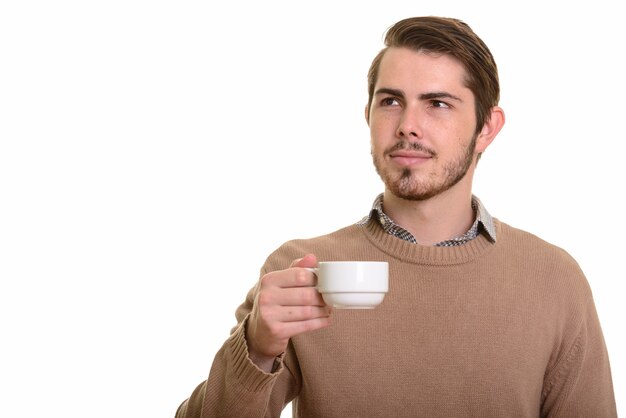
{"left": 261, "top": 223, "right": 364, "bottom": 272}
{"left": 495, "top": 219, "right": 591, "bottom": 293}
{"left": 497, "top": 219, "right": 573, "bottom": 256}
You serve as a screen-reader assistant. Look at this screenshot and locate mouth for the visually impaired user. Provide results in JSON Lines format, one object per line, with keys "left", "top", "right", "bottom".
{"left": 388, "top": 150, "right": 432, "bottom": 167}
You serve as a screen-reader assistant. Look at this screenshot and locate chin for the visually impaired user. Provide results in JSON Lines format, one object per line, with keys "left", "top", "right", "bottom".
{"left": 391, "top": 187, "right": 439, "bottom": 202}
{"left": 386, "top": 168, "right": 464, "bottom": 202}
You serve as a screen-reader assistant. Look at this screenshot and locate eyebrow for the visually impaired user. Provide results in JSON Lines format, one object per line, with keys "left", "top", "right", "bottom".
{"left": 375, "top": 88, "right": 463, "bottom": 103}
{"left": 420, "top": 91, "right": 463, "bottom": 102}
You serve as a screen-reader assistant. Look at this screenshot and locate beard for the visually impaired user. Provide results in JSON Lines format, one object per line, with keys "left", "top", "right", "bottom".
{"left": 372, "top": 135, "right": 477, "bottom": 201}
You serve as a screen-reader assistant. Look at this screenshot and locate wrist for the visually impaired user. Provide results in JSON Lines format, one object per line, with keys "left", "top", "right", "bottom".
{"left": 244, "top": 318, "right": 280, "bottom": 373}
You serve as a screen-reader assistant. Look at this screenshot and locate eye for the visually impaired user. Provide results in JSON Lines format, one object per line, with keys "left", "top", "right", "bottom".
{"left": 430, "top": 100, "right": 450, "bottom": 109}
{"left": 380, "top": 97, "right": 400, "bottom": 107}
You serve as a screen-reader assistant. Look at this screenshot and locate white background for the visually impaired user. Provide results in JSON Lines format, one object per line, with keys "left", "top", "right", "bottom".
{"left": 1, "top": 1, "right": 624, "bottom": 417}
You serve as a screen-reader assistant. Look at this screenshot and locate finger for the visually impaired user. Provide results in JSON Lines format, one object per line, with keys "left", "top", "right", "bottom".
{"left": 272, "top": 264, "right": 318, "bottom": 289}
{"left": 260, "top": 256, "right": 319, "bottom": 290}
{"left": 276, "top": 285, "right": 327, "bottom": 306}
{"left": 272, "top": 315, "right": 333, "bottom": 337}
{"left": 290, "top": 253, "right": 317, "bottom": 269}
{"left": 276, "top": 305, "right": 333, "bottom": 323}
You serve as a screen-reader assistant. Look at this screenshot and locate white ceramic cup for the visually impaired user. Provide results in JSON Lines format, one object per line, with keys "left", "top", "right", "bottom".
{"left": 309, "top": 261, "right": 389, "bottom": 309}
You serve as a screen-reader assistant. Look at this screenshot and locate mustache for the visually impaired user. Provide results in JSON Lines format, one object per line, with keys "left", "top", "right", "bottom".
{"left": 384, "top": 141, "right": 436, "bottom": 157}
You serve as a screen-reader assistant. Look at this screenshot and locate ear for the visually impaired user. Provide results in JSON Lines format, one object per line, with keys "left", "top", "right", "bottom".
{"left": 364, "top": 104, "right": 370, "bottom": 126}
{"left": 474, "top": 106, "right": 505, "bottom": 154}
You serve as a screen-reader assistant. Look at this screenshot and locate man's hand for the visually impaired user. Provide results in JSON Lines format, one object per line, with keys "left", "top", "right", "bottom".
{"left": 246, "top": 254, "right": 332, "bottom": 372}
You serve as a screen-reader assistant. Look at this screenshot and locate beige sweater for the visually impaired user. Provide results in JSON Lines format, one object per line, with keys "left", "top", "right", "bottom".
{"left": 177, "top": 219, "right": 616, "bottom": 417}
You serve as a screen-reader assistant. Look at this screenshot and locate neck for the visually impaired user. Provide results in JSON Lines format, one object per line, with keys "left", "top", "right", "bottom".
{"left": 382, "top": 187, "right": 475, "bottom": 246}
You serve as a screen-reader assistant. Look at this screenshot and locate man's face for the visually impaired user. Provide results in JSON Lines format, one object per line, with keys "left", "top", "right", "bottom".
{"left": 367, "top": 47, "right": 480, "bottom": 201}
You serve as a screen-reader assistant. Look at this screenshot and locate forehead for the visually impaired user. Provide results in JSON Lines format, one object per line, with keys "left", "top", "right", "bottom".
{"left": 376, "top": 47, "right": 470, "bottom": 92}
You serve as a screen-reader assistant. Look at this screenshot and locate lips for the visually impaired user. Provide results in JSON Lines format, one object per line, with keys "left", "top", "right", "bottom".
{"left": 388, "top": 150, "right": 432, "bottom": 167}
{"left": 382, "top": 140, "right": 436, "bottom": 168}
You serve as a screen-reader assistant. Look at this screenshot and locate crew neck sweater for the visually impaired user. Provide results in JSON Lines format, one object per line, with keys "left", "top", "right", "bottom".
{"left": 177, "top": 218, "right": 616, "bottom": 417}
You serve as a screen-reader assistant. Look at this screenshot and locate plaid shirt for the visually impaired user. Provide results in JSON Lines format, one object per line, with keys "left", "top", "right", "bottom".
{"left": 358, "top": 193, "right": 497, "bottom": 246}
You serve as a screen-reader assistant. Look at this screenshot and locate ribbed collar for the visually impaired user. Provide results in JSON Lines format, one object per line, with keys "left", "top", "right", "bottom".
{"left": 358, "top": 215, "right": 499, "bottom": 266}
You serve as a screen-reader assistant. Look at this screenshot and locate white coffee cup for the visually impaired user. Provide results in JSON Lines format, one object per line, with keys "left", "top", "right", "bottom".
{"left": 309, "top": 261, "right": 389, "bottom": 309}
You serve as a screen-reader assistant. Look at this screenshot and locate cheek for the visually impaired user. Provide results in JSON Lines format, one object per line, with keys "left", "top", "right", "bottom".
{"left": 369, "top": 133, "right": 387, "bottom": 158}
{"left": 369, "top": 115, "right": 395, "bottom": 141}
{"left": 368, "top": 119, "right": 381, "bottom": 143}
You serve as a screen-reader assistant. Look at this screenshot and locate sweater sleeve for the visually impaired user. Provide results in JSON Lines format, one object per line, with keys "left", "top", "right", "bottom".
{"left": 176, "top": 283, "right": 299, "bottom": 418}
{"left": 540, "top": 281, "right": 617, "bottom": 417}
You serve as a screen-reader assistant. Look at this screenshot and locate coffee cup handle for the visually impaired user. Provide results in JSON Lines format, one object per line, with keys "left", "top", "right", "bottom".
{"left": 304, "top": 267, "right": 320, "bottom": 290}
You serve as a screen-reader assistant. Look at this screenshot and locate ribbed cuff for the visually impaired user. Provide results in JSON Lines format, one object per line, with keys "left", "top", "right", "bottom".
{"left": 226, "top": 314, "right": 283, "bottom": 393}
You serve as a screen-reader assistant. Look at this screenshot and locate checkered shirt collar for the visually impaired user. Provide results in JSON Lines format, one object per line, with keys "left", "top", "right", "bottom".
{"left": 357, "top": 193, "right": 497, "bottom": 246}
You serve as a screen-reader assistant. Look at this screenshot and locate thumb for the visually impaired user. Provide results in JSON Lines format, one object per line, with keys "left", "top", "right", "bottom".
{"left": 290, "top": 253, "right": 318, "bottom": 269}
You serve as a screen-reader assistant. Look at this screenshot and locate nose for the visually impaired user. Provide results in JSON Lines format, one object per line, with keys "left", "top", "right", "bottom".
{"left": 396, "top": 108, "right": 423, "bottom": 139}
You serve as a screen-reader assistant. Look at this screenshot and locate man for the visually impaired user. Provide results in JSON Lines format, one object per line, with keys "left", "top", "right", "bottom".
{"left": 176, "top": 16, "right": 616, "bottom": 417}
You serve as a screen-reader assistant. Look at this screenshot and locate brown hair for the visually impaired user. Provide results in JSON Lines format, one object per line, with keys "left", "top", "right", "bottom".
{"left": 367, "top": 16, "right": 500, "bottom": 133}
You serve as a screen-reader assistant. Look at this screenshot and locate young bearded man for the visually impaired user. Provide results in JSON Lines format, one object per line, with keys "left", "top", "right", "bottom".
{"left": 176, "top": 16, "right": 617, "bottom": 418}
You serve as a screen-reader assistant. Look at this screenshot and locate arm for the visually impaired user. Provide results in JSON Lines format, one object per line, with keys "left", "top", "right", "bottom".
{"left": 176, "top": 254, "right": 332, "bottom": 418}
{"left": 540, "top": 284, "right": 617, "bottom": 417}
{"left": 176, "top": 316, "right": 289, "bottom": 418}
